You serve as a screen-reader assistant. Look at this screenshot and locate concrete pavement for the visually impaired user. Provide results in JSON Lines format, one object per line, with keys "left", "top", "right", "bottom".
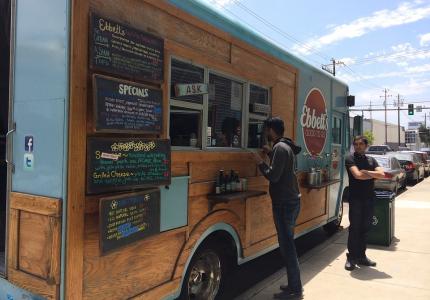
{"left": 236, "top": 177, "right": 430, "bottom": 300}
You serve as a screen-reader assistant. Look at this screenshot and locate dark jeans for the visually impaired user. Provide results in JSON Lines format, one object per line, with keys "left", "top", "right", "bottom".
{"left": 348, "top": 196, "right": 375, "bottom": 260}
{"left": 272, "top": 199, "right": 302, "bottom": 293}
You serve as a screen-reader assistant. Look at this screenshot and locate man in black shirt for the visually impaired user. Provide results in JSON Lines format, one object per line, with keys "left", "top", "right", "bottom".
{"left": 344, "top": 136, "right": 385, "bottom": 271}
{"left": 253, "top": 117, "right": 303, "bottom": 299}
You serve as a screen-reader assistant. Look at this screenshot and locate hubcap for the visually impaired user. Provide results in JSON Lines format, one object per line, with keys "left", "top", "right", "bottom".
{"left": 187, "top": 250, "right": 221, "bottom": 300}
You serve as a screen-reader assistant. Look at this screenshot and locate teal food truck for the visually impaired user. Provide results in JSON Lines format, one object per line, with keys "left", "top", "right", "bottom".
{"left": 0, "top": 0, "right": 356, "bottom": 299}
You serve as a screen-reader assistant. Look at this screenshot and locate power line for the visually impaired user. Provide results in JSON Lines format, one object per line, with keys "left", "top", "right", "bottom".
{"left": 350, "top": 47, "right": 430, "bottom": 66}
{"left": 341, "top": 64, "right": 389, "bottom": 91}
{"left": 230, "top": 0, "right": 332, "bottom": 61}
{"left": 354, "top": 100, "right": 430, "bottom": 107}
{"left": 209, "top": 0, "right": 326, "bottom": 67}
{"left": 210, "top": 0, "right": 424, "bottom": 107}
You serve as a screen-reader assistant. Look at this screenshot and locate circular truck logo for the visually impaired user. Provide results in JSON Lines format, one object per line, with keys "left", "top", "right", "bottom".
{"left": 300, "top": 88, "right": 328, "bottom": 156}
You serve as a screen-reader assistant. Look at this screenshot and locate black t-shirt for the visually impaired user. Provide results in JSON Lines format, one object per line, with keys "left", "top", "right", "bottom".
{"left": 345, "top": 153, "right": 379, "bottom": 199}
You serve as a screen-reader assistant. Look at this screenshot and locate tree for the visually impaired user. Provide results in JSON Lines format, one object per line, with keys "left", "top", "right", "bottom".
{"left": 363, "top": 130, "right": 375, "bottom": 145}
{"left": 418, "top": 125, "right": 430, "bottom": 146}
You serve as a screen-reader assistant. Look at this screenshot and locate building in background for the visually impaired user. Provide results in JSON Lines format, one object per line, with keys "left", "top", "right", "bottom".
{"left": 405, "top": 129, "right": 422, "bottom": 150}
{"left": 349, "top": 117, "right": 406, "bottom": 150}
{"left": 408, "top": 121, "right": 424, "bottom": 130}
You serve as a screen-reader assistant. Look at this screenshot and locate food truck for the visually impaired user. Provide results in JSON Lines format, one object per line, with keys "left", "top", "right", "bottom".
{"left": 0, "top": 0, "right": 354, "bottom": 299}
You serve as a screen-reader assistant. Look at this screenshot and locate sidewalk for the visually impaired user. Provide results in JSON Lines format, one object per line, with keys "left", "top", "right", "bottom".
{"left": 236, "top": 177, "right": 430, "bottom": 300}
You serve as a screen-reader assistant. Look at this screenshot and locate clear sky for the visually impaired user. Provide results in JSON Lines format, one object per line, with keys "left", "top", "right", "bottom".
{"left": 201, "top": 0, "right": 430, "bottom": 129}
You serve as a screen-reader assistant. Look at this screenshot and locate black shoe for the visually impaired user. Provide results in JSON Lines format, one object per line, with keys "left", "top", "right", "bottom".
{"left": 345, "top": 259, "right": 356, "bottom": 271}
{"left": 274, "top": 290, "right": 303, "bottom": 299}
{"left": 357, "top": 256, "right": 377, "bottom": 267}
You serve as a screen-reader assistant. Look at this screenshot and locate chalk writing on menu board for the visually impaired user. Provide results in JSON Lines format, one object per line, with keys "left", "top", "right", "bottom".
{"left": 99, "top": 190, "right": 160, "bottom": 254}
{"left": 89, "top": 13, "right": 164, "bottom": 82}
{"left": 87, "top": 138, "right": 171, "bottom": 194}
{"left": 93, "top": 75, "right": 163, "bottom": 133}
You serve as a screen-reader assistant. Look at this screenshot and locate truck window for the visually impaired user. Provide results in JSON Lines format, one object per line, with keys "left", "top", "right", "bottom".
{"left": 169, "top": 59, "right": 204, "bottom": 147}
{"left": 332, "top": 116, "right": 342, "bottom": 144}
{"left": 208, "top": 73, "right": 244, "bottom": 148}
{"left": 248, "top": 84, "right": 270, "bottom": 149}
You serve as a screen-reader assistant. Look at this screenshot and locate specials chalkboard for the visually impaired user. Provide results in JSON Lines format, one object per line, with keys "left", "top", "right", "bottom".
{"left": 93, "top": 74, "right": 162, "bottom": 133}
{"left": 89, "top": 13, "right": 164, "bottom": 82}
{"left": 99, "top": 190, "right": 160, "bottom": 254}
{"left": 86, "top": 137, "right": 171, "bottom": 194}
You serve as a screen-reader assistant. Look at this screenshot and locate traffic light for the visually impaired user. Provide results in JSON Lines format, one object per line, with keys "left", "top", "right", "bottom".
{"left": 408, "top": 104, "right": 414, "bottom": 115}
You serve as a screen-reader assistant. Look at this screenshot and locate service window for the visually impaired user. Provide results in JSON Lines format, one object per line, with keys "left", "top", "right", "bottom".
{"left": 332, "top": 116, "right": 342, "bottom": 144}
{"left": 170, "top": 106, "right": 202, "bottom": 147}
{"left": 208, "top": 73, "right": 244, "bottom": 148}
{"left": 169, "top": 59, "right": 204, "bottom": 148}
{"left": 248, "top": 84, "right": 270, "bottom": 148}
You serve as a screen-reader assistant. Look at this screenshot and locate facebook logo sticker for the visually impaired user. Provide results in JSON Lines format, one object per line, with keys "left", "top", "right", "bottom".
{"left": 25, "top": 135, "right": 34, "bottom": 152}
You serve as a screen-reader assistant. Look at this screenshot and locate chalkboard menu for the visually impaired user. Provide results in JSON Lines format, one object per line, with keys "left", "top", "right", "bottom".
{"left": 86, "top": 138, "right": 171, "bottom": 194}
{"left": 99, "top": 190, "right": 160, "bottom": 254}
{"left": 93, "top": 74, "right": 163, "bottom": 133}
{"left": 89, "top": 13, "right": 164, "bottom": 82}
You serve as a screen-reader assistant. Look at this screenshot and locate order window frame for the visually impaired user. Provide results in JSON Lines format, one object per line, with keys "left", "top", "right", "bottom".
{"left": 247, "top": 82, "right": 272, "bottom": 149}
{"left": 168, "top": 56, "right": 271, "bottom": 151}
{"left": 168, "top": 56, "right": 206, "bottom": 150}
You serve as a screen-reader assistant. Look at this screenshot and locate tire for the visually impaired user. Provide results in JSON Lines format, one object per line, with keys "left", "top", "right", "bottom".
{"left": 179, "top": 242, "right": 231, "bottom": 300}
{"left": 323, "top": 201, "right": 344, "bottom": 234}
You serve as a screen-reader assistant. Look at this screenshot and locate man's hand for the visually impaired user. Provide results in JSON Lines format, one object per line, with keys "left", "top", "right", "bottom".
{"left": 362, "top": 167, "right": 386, "bottom": 179}
{"left": 252, "top": 151, "right": 264, "bottom": 165}
{"left": 349, "top": 166, "right": 373, "bottom": 180}
{"left": 262, "top": 145, "right": 271, "bottom": 155}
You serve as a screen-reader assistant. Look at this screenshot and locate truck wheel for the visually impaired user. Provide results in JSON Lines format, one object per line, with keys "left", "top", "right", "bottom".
{"left": 180, "top": 243, "right": 228, "bottom": 300}
{"left": 323, "top": 201, "right": 343, "bottom": 234}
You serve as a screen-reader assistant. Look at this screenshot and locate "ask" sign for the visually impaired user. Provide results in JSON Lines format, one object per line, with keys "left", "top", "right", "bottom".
{"left": 175, "top": 83, "right": 209, "bottom": 97}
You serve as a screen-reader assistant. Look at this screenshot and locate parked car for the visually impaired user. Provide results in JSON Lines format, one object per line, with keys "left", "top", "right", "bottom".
{"left": 368, "top": 154, "right": 407, "bottom": 193}
{"left": 412, "top": 151, "right": 429, "bottom": 176}
{"left": 419, "top": 148, "right": 430, "bottom": 174}
{"left": 390, "top": 152, "right": 425, "bottom": 184}
{"left": 420, "top": 147, "right": 430, "bottom": 155}
{"left": 398, "top": 146, "right": 410, "bottom": 151}
{"left": 367, "top": 145, "right": 394, "bottom": 154}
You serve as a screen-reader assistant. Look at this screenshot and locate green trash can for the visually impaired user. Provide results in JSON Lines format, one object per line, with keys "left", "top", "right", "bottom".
{"left": 367, "top": 191, "right": 395, "bottom": 246}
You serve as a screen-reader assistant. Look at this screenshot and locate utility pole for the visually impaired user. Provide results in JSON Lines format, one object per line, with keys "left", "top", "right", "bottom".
{"left": 321, "top": 58, "right": 344, "bottom": 77}
{"left": 380, "top": 89, "right": 392, "bottom": 145}
{"left": 396, "top": 94, "right": 404, "bottom": 147}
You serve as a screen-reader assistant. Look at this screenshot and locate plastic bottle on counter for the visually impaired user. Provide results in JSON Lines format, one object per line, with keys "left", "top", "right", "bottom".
{"left": 235, "top": 172, "right": 242, "bottom": 192}
{"left": 226, "top": 174, "right": 231, "bottom": 193}
{"left": 215, "top": 176, "right": 221, "bottom": 194}
{"left": 229, "top": 170, "right": 235, "bottom": 192}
